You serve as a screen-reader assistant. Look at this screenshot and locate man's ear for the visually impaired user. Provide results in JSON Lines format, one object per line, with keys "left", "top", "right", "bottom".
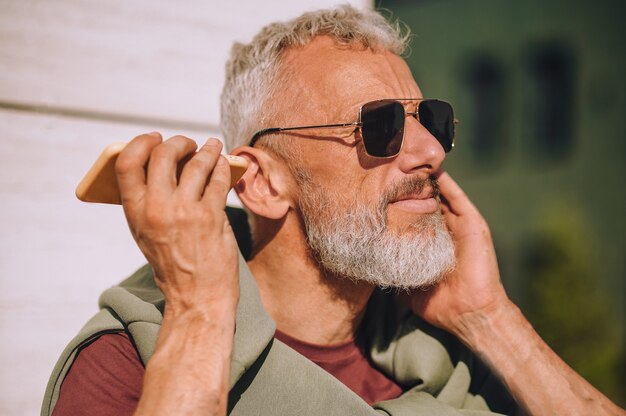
{"left": 230, "top": 146, "right": 293, "bottom": 220}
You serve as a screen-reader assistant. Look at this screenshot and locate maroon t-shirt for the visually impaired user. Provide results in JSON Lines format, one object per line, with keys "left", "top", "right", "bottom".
{"left": 53, "top": 332, "right": 143, "bottom": 416}
{"left": 54, "top": 330, "right": 403, "bottom": 415}
{"left": 274, "top": 329, "right": 403, "bottom": 404}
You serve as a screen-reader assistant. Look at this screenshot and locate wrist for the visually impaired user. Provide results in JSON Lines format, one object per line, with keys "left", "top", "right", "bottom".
{"left": 152, "top": 266, "right": 240, "bottom": 316}
{"left": 154, "top": 299, "right": 238, "bottom": 356}
{"left": 448, "top": 299, "right": 623, "bottom": 416}
{"left": 163, "top": 295, "right": 238, "bottom": 322}
{"left": 451, "top": 297, "right": 527, "bottom": 352}
{"left": 450, "top": 299, "right": 543, "bottom": 388}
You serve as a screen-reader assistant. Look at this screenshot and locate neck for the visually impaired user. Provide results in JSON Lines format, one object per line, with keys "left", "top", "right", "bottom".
{"left": 247, "top": 216, "right": 374, "bottom": 345}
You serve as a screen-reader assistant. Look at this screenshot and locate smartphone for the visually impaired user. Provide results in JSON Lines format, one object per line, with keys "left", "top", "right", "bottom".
{"left": 75, "top": 142, "right": 248, "bottom": 205}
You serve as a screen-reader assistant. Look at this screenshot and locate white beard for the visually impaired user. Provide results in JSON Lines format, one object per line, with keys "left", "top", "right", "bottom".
{"left": 297, "top": 175, "right": 456, "bottom": 290}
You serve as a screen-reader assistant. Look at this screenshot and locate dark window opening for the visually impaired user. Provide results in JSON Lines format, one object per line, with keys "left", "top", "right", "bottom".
{"left": 462, "top": 53, "right": 508, "bottom": 163}
{"left": 525, "top": 42, "right": 576, "bottom": 162}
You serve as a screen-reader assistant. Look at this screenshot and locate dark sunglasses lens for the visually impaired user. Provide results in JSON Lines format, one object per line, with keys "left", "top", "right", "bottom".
{"left": 418, "top": 100, "right": 454, "bottom": 152}
{"left": 361, "top": 101, "right": 405, "bottom": 157}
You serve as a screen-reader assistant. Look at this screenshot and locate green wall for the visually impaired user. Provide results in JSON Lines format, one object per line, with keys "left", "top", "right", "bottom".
{"left": 379, "top": 0, "right": 625, "bottom": 405}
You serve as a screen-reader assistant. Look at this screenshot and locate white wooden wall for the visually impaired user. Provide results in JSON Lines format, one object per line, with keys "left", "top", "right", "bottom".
{"left": 0, "top": 1, "right": 370, "bottom": 414}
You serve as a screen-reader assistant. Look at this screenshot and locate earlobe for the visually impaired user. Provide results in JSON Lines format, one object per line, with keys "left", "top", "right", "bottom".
{"left": 230, "top": 146, "right": 293, "bottom": 220}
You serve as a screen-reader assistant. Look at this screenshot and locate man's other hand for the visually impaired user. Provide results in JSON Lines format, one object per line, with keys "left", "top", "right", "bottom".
{"left": 404, "top": 171, "right": 625, "bottom": 416}
{"left": 405, "top": 170, "right": 510, "bottom": 339}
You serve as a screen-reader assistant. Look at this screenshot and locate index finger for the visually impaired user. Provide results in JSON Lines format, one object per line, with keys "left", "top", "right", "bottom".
{"left": 202, "top": 154, "right": 232, "bottom": 211}
{"left": 115, "top": 132, "right": 163, "bottom": 204}
{"left": 434, "top": 170, "right": 477, "bottom": 216}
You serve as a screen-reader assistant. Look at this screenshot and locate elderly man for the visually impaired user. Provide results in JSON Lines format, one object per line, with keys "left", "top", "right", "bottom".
{"left": 43, "top": 5, "right": 623, "bottom": 416}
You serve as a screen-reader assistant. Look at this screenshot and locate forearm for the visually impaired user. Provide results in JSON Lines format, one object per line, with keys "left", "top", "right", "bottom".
{"left": 134, "top": 301, "right": 237, "bottom": 416}
{"left": 454, "top": 300, "right": 624, "bottom": 416}
{"left": 114, "top": 134, "right": 240, "bottom": 415}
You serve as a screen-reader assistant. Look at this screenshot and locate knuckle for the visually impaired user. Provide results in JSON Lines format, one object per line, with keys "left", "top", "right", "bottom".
{"left": 169, "top": 134, "right": 190, "bottom": 142}
{"left": 115, "top": 154, "right": 133, "bottom": 175}
{"left": 186, "top": 155, "right": 208, "bottom": 171}
{"left": 169, "top": 135, "right": 197, "bottom": 148}
{"left": 151, "top": 144, "right": 171, "bottom": 160}
{"left": 173, "top": 204, "right": 194, "bottom": 225}
{"left": 131, "top": 132, "right": 161, "bottom": 143}
{"left": 200, "top": 140, "right": 222, "bottom": 153}
{"left": 143, "top": 206, "right": 167, "bottom": 228}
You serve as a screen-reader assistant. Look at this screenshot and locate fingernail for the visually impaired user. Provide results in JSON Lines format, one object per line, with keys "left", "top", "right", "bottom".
{"left": 204, "top": 138, "right": 220, "bottom": 147}
{"left": 147, "top": 131, "right": 161, "bottom": 138}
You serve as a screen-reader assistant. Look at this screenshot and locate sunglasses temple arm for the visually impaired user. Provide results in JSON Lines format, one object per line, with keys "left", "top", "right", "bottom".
{"left": 249, "top": 122, "right": 360, "bottom": 147}
{"left": 249, "top": 128, "right": 279, "bottom": 147}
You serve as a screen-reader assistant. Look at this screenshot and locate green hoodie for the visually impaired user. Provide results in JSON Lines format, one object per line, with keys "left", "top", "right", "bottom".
{"left": 42, "top": 255, "right": 515, "bottom": 415}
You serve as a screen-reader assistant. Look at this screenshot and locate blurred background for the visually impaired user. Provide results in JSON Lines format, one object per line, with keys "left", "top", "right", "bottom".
{"left": 0, "top": 0, "right": 623, "bottom": 414}
{"left": 379, "top": 0, "right": 626, "bottom": 406}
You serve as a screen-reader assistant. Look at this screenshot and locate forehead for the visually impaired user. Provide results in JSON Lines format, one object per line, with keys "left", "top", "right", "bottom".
{"left": 277, "top": 36, "right": 421, "bottom": 121}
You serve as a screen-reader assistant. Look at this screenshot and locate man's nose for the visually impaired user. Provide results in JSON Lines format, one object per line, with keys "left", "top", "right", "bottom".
{"left": 395, "top": 115, "right": 446, "bottom": 175}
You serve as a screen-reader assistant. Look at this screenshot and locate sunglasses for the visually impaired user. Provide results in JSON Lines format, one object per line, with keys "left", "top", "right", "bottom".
{"left": 249, "top": 99, "right": 456, "bottom": 157}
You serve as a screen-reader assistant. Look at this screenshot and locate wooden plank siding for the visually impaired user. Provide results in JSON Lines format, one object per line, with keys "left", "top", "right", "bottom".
{"left": 0, "top": 1, "right": 370, "bottom": 414}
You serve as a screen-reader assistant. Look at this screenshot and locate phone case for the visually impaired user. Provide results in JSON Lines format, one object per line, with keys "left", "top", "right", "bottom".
{"left": 75, "top": 142, "right": 248, "bottom": 205}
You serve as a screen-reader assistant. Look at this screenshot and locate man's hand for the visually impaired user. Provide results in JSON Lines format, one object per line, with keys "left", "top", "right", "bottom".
{"left": 116, "top": 132, "right": 239, "bottom": 313}
{"left": 406, "top": 171, "right": 510, "bottom": 337}
{"left": 405, "top": 171, "right": 624, "bottom": 416}
{"left": 116, "top": 132, "right": 239, "bottom": 416}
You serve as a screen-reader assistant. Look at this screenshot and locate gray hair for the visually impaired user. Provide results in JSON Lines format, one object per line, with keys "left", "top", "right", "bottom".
{"left": 219, "top": 5, "right": 411, "bottom": 154}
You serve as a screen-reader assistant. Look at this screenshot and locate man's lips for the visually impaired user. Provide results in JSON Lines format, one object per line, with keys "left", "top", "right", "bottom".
{"left": 389, "top": 188, "right": 439, "bottom": 214}
{"left": 391, "top": 187, "right": 434, "bottom": 202}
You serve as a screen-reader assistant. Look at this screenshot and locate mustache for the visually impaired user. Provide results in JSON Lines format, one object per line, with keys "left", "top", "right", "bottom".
{"left": 380, "top": 175, "right": 440, "bottom": 208}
